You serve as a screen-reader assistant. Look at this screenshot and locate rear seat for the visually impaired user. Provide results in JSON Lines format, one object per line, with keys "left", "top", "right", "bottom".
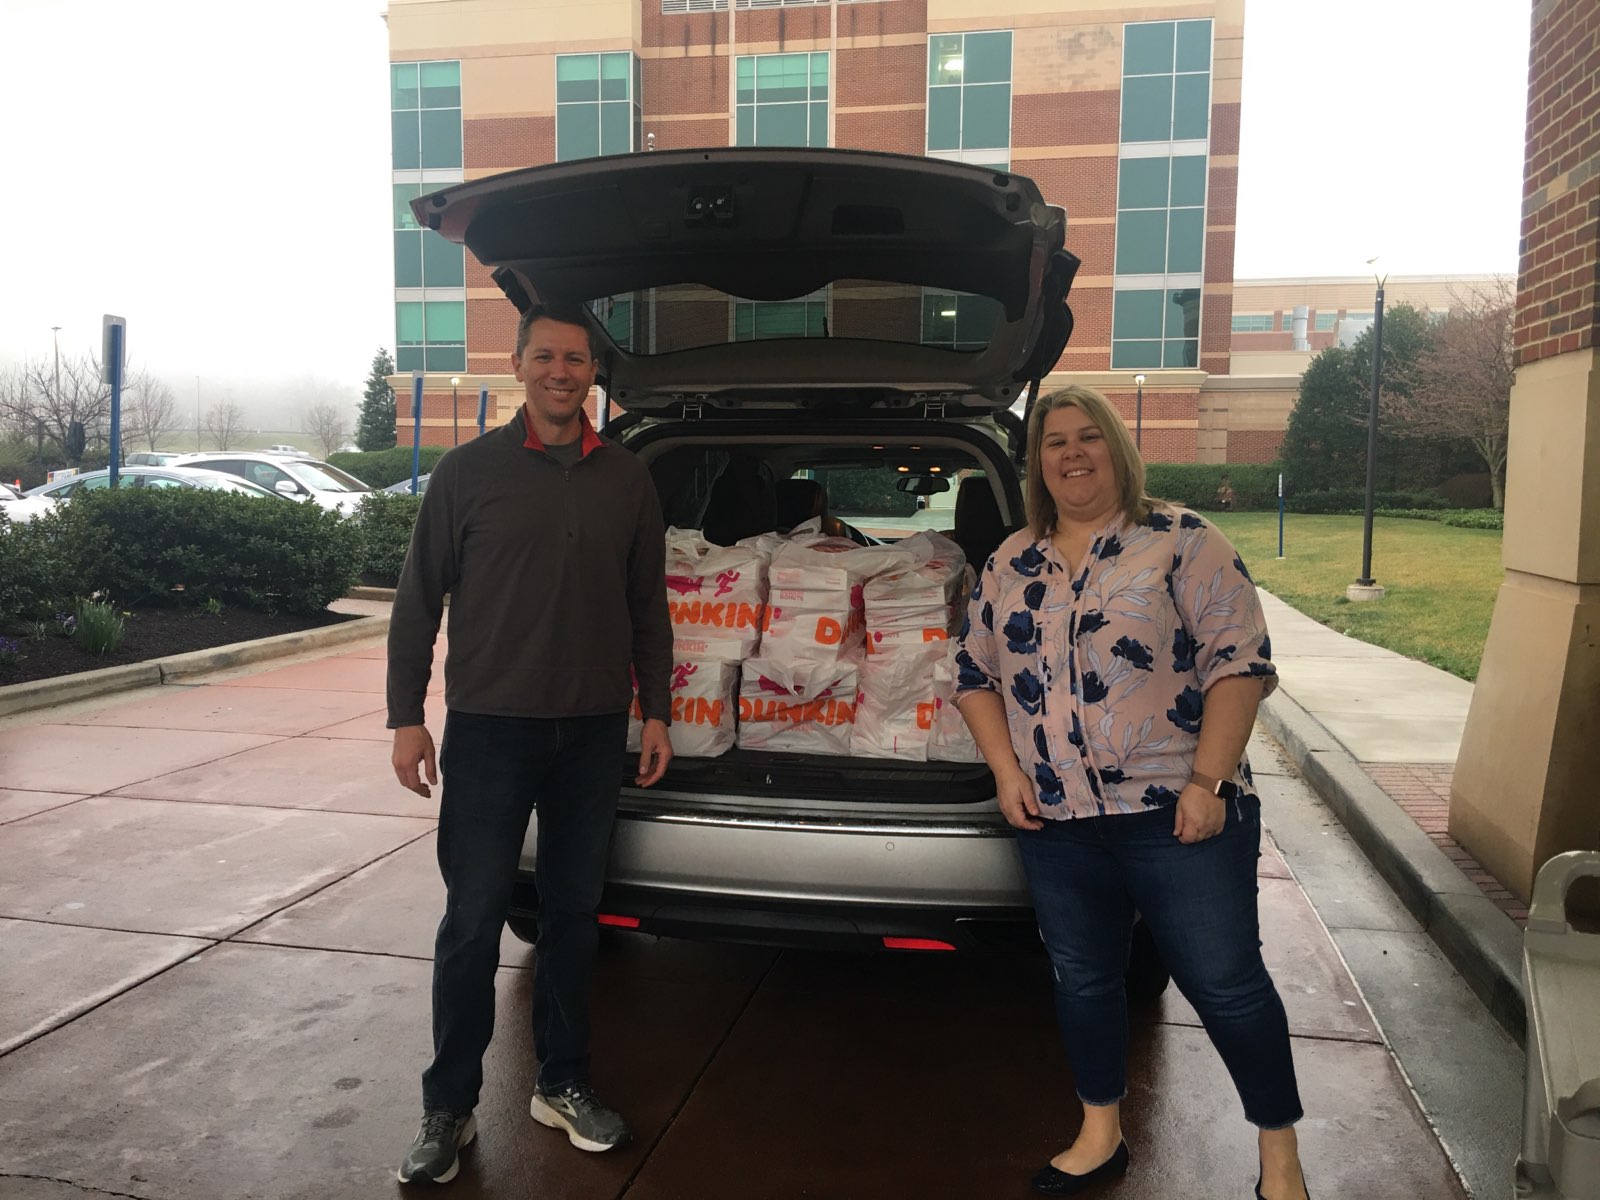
{"left": 951, "top": 476, "right": 1011, "bottom": 570}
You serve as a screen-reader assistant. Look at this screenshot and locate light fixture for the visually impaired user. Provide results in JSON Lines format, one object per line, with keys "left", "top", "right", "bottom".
{"left": 940, "top": 309, "right": 957, "bottom": 317}
{"left": 929, "top": 466, "right": 942, "bottom": 473}
{"left": 897, "top": 465, "right": 910, "bottom": 473}
{"left": 944, "top": 56, "right": 964, "bottom": 72}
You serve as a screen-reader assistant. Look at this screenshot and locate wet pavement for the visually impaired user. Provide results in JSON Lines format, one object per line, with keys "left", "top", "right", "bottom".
{"left": 0, "top": 636, "right": 1481, "bottom": 1199}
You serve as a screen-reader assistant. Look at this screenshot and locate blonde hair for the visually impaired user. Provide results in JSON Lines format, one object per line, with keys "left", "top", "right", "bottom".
{"left": 1024, "top": 385, "right": 1156, "bottom": 539}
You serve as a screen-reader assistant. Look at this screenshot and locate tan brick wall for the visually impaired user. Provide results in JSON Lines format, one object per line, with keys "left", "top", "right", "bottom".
{"left": 839, "top": 0, "right": 928, "bottom": 39}
{"left": 1023, "top": 155, "right": 1117, "bottom": 222}
{"left": 647, "top": 55, "right": 729, "bottom": 114}
{"left": 1014, "top": 89, "right": 1118, "bottom": 148}
{"left": 1225, "top": 429, "right": 1284, "bottom": 463}
{"left": 837, "top": 44, "right": 924, "bottom": 107}
{"left": 836, "top": 107, "right": 924, "bottom": 154}
{"left": 1516, "top": 0, "right": 1600, "bottom": 366}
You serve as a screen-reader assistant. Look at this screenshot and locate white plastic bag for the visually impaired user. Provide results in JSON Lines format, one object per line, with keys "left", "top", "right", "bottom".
{"left": 762, "top": 538, "right": 920, "bottom": 663}
{"left": 665, "top": 658, "right": 738, "bottom": 758}
{"left": 852, "top": 645, "right": 945, "bottom": 760}
{"left": 864, "top": 532, "right": 968, "bottom": 658}
{"left": 663, "top": 527, "right": 769, "bottom": 659}
{"left": 929, "top": 642, "right": 984, "bottom": 763}
{"left": 736, "top": 657, "right": 858, "bottom": 755}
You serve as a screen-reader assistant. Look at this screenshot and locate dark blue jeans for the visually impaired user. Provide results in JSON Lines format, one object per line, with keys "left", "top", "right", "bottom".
{"left": 1014, "top": 795, "right": 1303, "bottom": 1129}
{"left": 421, "top": 708, "right": 628, "bottom": 1114}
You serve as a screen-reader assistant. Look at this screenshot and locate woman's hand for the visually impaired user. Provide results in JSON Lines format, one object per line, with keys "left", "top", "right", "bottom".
{"left": 996, "top": 764, "right": 1045, "bottom": 831}
{"left": 1173, "top": 783, "right": 1227, "bottom": 843}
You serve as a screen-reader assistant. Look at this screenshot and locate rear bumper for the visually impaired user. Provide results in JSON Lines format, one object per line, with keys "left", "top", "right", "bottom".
{"left": 512, "top": 804, "right": 1038, "bottom": 952}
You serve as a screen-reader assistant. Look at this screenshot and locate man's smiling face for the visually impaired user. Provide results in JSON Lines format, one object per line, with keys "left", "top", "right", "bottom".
{"left": 512, "top": 317, "right": 597, "bottom": 435}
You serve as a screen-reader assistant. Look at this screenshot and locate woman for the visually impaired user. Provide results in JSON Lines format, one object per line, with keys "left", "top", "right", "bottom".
{"left": 954, "top": 386, "right": 1310, "bottom": 1200}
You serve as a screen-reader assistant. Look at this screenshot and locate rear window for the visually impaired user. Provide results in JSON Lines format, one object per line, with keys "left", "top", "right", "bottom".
{"left": 586, "top": 282, "right": 1002, "bottom": 356}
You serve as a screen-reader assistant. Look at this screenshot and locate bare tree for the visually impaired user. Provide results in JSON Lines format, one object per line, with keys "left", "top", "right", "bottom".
{"left": 0, "top": 352, "right": 112, "bottom": 463}
{"left": 303, "top": 400, "right": 350, "bottom": 457}
{"left": 122, "top": 371, "right": 181, "bottom": 450}
{"left": 204, "top": 397, "right": 246, "bottom": 450}
{"left": 1383, "top": 279, "right": 1515, "bottom": 508}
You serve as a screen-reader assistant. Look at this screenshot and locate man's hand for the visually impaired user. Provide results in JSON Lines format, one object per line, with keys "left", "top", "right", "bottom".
{"left": 1173, "top": 783, "right": 1226, "bottom": 844}
{"left": 392, "top": 724, "right": 438, "bottom": 798}
{"left": 636, "top": 718, "right": 673, "bottom": 787}
{"left": 995, "top": 764, "right": 1044, "bottom": 831}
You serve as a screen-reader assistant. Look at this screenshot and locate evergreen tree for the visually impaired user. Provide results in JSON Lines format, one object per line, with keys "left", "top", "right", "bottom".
{"left": 356, "top": 349, "right": 398, "bottom": 451}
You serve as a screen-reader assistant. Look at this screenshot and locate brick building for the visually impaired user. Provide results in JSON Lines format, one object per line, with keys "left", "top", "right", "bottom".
{"left": 386, "top": 0, "right": 1254, "bottom": 461}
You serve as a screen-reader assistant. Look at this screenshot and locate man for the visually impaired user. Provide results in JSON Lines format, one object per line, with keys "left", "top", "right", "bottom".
{"left": 389, "top": 304, "right": 673, "bottom": 1185}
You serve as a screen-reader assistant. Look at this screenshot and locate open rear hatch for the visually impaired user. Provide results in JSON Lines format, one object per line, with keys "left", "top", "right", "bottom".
{"left": 414, "top": 148, "right": 1079, "bottom": 418}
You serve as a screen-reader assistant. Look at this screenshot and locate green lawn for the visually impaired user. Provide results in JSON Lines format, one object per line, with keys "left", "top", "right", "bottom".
{"left": 1207, "top": 512, "right": 1502, "bottom": 681}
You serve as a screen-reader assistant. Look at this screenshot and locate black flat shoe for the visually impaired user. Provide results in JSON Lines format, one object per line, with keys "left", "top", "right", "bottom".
{"left": 1031, "top": 1141, "right": 1130, "bottom": 1195}
{"left": 1255, "top": 1172, "right": 1310, "bottom": 1199}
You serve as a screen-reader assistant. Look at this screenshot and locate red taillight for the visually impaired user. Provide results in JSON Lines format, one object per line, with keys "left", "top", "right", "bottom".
{"left": 597, "top": 913, "right": 641, "bottom": 929}
{"left": 882, "top": 936, "right": 956, "bottom": 951}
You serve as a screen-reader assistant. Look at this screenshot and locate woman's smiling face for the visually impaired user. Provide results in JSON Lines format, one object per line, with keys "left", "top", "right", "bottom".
{"left": 1039, "top": 404, "right": 1119, "bottom": 525}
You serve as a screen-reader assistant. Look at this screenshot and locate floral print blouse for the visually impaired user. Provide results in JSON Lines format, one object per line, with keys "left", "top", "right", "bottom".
{"left": 954, "top": 505, "right": 1277, "bottom": 820}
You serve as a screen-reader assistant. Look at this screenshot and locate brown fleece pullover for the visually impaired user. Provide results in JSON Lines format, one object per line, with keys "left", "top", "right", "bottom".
{"left": 385, "top": 408, "right": 672, "bottom": 729}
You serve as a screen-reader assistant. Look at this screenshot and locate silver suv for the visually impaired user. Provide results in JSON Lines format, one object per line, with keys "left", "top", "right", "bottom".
{"left": 420, "top": 150, "right": 1163, "bottom": 985}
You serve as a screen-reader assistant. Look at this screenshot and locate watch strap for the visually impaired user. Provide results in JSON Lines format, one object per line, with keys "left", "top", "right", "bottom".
{"left": 1189, "top": 771, "right": 1239, "bottom": 799}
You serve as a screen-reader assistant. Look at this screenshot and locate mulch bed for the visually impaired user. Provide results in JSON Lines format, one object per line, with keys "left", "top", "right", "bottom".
{"left": 0, "top": 607, "right": 362, "bottom": 687}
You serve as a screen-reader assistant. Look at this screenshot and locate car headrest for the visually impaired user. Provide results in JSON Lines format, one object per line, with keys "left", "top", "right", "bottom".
{"left": 774, "top": 477, "right": 827, "bottom": 532}
{"left": 953, "top": 476, "right": 1009, "bottom": 570}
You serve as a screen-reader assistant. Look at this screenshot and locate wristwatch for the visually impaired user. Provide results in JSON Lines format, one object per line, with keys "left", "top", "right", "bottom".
{"left": 1189, "top": 771, "right": 1241, "bottom": 800}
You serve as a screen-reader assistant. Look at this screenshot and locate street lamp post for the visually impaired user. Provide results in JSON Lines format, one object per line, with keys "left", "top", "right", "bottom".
{"left": 1133, "top": 373, "right": 1146, "bottom": 451}
{"left": 49, "top": 326, "right": 61, "bottom": 461}
{"left": 1349, "top": 261, "right": 1387, "bottom": 601}
{"left": 451, "top": 376, "right": 461, "bottom": 446}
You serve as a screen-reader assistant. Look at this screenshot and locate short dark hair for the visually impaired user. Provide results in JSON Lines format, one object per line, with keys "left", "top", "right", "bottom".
{"left": 515, "top": 303, "right": 602, "bottom": 359}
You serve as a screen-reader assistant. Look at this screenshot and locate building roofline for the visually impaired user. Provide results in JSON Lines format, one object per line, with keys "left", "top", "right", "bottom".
{"left": 1235, "top": 272, "right": 1514, "bottom": 287}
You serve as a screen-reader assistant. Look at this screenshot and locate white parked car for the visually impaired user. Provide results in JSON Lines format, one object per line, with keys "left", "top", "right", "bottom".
{"left": 25, "top": 465, "right": 285, "bottom": 502}
{"left": 0, "top": 480, "right": 55, "bottom": 523}
{"left": 262, "top": 443, "right": 307, "bottom": 456}
{"left": 171, "top": 452, "right": 372, "bottom": 515}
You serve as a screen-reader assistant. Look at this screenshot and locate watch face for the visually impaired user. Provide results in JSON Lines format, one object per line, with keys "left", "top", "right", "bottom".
{"left": 1218, "top": 779, "right": 1241, "bottom": 800}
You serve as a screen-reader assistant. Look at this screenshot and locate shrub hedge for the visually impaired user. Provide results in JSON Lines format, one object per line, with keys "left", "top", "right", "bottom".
{"left": 354, "top": 491, "right": 423, "bottom": 584}
{"left": 0, "top": 490, "right": 361, "bottom": 624}
{"left": 328, "top": 446, "right": 446, "bottom": 489}
{"left": 1144, "top": 463, "right": 1282, "bottom": 511}
{"left": 1284, "top": 489, "right": 1449, "bottom": 514}
{"left": 1374, "top": 507, "right": 1505, "bottom": 530}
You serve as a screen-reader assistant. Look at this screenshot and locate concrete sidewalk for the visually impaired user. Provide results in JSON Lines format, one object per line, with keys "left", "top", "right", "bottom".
{"left": 1256, "top": 590, "right": 1528, "bottom": 1037}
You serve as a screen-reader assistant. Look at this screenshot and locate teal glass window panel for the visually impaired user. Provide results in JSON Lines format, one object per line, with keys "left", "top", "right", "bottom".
{"left": 424, "top": 301, "right": 466, "bottom": 342}
{"left": 757, "top": 54, "right": 808, "bottom": 103}
{"left": 394, "top": 231, "right": 423, "bottom": 288}
{"left": 929, "top": 34, "right": 963, "bottom": 85}
{"left": 1232, "top": 315, "right": 1272, "bottom": 332}
{"left": 927, "top": 87, "right": 960, "bottom": 150}
{"left": 391, "top": 112, "right": 420, "bottom": 169}
{"left": 1121, "top": 75, "right": 1173, "bottom": 142}
{"left": 421, "top": 231, "right": 464, "bottom": 287}
{"left": 1113, "top": 292, "right": 1164, "bottom": 342}
{"left": 391, "top": 63, "right": 419, "bottom": 110}
{"left": 601, "top": 101, "right": 630, "bottom": 154}
{"left": 557, "top": 54, "right": 600, "bottom": 103}
{"left": 922, "top": 292, "right": 958, "bottom": 344}
{"left": 1165, "top": 288, "right": 1201, "bottom": 339}
{"left": 736, "top": 56, "right": 755, "bottom": 104}
{"left": 734, "top": 304, "right": 754, "bottom": 340}
{"left": 1111, "top": 340, "right": 1163, "bottom": 370}
{"left": 1123, "top": 22, "right": 1174, "bottom": 75}
{"left": 756, "top": 102, "right": 808, "bottom": 146}
{"left": 1112, "top": 289, "right": 1164, "bottom": 340}
{"left": 1169, "top": 155, "right": 1206, "bottom": 206}
{"left": 419, "top": 109, "right": 462, "bottom": 168}
{"left": 396, "top": 347, "right": 423, "bottom": 371}
{"left": 1346, "top": 311, "right": 1374, "bottom": 321}
{"left": 419, "top": 61, "right": 460, "bottom": 108}
{"left": 396, "top": 302, "right": 425, "bottom": 345}
{"left": 810, "top": 52, "right": 829, "bottom": 100}
{"left": 558, "top": 104, "right": 600, "bottom": 160}
{"left": 961, "top": 83, "right": 1010, "bottom": 149}
{"left": 1175, "top": 20, "right": 1212, "bottom": 72}
{"left": 736, "top": 106, "right": 755, "bottom": 146}
{"left": 1173, "top": 74, "right": 1210, "bottom": 140}
{"left": 1314, "top": 313, "right": 1336, "bottom": 331}
{"left": 963, "top": 31, "right": 1011, "bottom": 85}
{"left": 1118, "top": 157, "right": 1169, "bottom": 209}
{"left": 956, "top": 293, "right": 1001, "bottom": 348}
{"left": 603, "top": 298, "right": 632, "bottom": 349}
{"left": 600, "top": 52, "right": 630, "bottom": 101}
{"left": 977, "top": 161, "right": 1011, "bottom": 172}
{"left": 425, "top": 345, "right": 467, "bottom": 372}
{"left": 1163, "top": 338, "right": 1198, "bottom": 368}
{"left": 808, "top": 102, "right": 827, "bottom": 148}
{"left": 393, "top": 182, "right": 422, "bottom": 229}
{"left": 1279, "top": 313, "right": 1295, "bottom": 330}
{"left": 1115, "top": 210, "right": 1168, "bottom": 275}
{"left": 1166, "top": 208, "right": 1204, "bottom": 273}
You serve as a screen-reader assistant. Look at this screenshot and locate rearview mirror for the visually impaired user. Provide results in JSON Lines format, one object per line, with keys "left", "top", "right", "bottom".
{"left": 274, "top": 479, "right": 301, "bottom": 497}
{"left": 895, "top": 475, "right": 951, "bottom": 495}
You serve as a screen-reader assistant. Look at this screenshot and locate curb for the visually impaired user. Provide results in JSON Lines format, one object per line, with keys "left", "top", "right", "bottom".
{"left": 1259, "top": 691, "right": 1527, "bottom": 1041}
{"left": 0, "top": 614, "right": 391, "bottom": 719}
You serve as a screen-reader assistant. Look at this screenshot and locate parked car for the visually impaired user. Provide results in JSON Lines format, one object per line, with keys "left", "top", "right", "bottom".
{"left": 25, "top": 465, "right": 285, "bottom": 501}
{"left": 383, "top": 473, "right": 430, "bottom": 495}
{"left": 170, "top": 452, "right": 371, "bottom": 515}
{"left": 408, "top": 149, "right": 1178, "bottom": 987}
{"left": 126, "top": 450, "right": 186, "bottom": 466}
{"left": 262, "top": 443, "right": 306, "bottom": 456}
{"left": 0, "top": 479, "right": 56, "bottom": 523}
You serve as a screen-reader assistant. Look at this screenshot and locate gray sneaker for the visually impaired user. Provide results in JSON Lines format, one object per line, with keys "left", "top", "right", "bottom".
{"left": 530, "top": 1083, "right": 631, "bottom": 1152}
{"left": 397, "top": 1110, "right": 476, "bottom": 1184}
